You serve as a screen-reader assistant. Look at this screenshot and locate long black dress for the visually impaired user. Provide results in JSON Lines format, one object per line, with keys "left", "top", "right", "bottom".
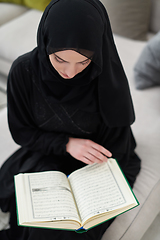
{"left": 0, "top": 0, "right": 141, "bottom": 239}
{"left": 0, "top": 52, "right": 140, "bottom": 240}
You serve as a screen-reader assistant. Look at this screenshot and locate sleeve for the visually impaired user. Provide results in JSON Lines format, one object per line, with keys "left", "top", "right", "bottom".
{"left": 97, "top": 123, "right": 141, "bottom": 187}
{"left": 7, "top": 59, "right": 69, "bottom": 156}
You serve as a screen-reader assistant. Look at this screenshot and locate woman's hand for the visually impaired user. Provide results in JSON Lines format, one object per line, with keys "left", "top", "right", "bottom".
{"left": 66, "top": 138, "right": 112, "bottom": 165}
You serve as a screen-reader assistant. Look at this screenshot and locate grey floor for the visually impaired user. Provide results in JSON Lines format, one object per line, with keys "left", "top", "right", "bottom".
{"left": 0, "top": 73, "right": 160, "bottom": 239}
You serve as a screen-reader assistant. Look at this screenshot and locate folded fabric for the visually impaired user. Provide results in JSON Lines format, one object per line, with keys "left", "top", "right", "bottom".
{"left": 134, "top": 31, "right": 160, "bottom": 89}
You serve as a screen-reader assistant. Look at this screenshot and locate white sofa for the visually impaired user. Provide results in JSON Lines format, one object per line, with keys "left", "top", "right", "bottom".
{"left": 0, "top": 3, "right": 43, "bottom": 77}
{"left": 0, "top": 1, "right": 160, "bottom": 240}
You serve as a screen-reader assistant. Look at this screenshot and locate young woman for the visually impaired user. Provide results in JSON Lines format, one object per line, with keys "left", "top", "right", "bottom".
{"left": 0, "top": 0, "right": 141, "bottom": 239}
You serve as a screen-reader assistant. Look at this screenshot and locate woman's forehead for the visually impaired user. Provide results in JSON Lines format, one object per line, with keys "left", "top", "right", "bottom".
{"left": 54, "top": 50, "right": 90, "bottom": 62}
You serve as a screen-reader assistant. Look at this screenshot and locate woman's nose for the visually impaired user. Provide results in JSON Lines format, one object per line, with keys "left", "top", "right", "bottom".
{"left": 65, "top": 65, "right": 77, "bottom": 78}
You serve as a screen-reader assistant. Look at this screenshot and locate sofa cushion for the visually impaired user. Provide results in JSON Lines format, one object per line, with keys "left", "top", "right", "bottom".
{"left": 150, "top": 0, "right": 160, "bottom": 33}
{"left": 0, "top": 107, "right": 18, "bottom": 230}
{"left": 0, "top": 3, "right": 28, "bottom": 26}
{"left": 0, "top": 209, "right": 10, "bottom": 231}
{"left": 0, "top": 0, "right": 23, "bottom": 5}
{"left": 101, "top": 0, "right": 151, "bottom": 40}
{"left": 101, "top": 34, "right": 160, "bottom": 240}
{"left": 134, "top": 31, "right": 160, "bottom": 89}
{"left": 23, "top": 0, "right": 51, "bottom": 11}
{"left": 0, "top": 108, "right": 19, "bottom": 168}
{"left": 0, "top": 9, "right": 42, "bottom": 65}
{"left": 0, "top": 0, "right": 51, "bottom": 11}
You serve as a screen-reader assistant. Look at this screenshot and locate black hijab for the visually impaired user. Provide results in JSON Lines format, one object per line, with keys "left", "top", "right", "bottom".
{"left": 31, "top": 0, "right": 135, "bottom": 127}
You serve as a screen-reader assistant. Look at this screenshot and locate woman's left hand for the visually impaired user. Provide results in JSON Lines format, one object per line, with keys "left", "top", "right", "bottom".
{"left": 66, "top": 137, "right": 112, "bottom": 165}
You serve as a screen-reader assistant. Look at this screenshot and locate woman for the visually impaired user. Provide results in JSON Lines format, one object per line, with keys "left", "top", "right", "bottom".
{"left": 0, "top": 0, "right": 141, "bottom": 239}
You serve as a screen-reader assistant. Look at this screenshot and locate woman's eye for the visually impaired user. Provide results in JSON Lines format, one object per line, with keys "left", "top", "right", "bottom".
{"left": 55, "top": 56, "right": 64, "bottom": 63}
{"left": 81, "top": 60, "right": 90, "bottom": 65}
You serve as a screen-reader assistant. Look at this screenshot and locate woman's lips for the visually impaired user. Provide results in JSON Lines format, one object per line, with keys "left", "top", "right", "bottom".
{"left": 60, "top": 72, "right": 70, "bottom": 79}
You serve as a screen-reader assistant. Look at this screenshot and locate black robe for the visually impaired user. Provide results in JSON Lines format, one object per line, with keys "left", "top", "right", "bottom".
{"left": 0, "top": 0, "right": 141, "bottom": 239}
{"left": 0, "top": 52, "right": 140, "bottom": 240}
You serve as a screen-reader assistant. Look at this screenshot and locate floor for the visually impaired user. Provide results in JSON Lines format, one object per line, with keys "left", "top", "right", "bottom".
{"left": 0, "top": 73, "right": 160, "bottom": 239}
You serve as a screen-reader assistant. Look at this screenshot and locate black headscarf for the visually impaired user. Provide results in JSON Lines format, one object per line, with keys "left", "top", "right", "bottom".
{"left": 31, "top": 0, "right": 135, "bottom": 127}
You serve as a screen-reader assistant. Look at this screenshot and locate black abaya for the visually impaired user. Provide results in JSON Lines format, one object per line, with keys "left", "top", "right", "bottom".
{"left": 0, "top": 54, "right": 140, "bottom": 239}
{"left": 0, "top": 0, "right": 141, "bottom": 239}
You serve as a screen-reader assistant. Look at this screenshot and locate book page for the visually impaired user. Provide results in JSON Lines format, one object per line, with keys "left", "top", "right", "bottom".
{"left": 26, "top": 171, "right": 80, "bottom": 222}
{"left": 68, "top": 160, "right": 128, "bottom": 224}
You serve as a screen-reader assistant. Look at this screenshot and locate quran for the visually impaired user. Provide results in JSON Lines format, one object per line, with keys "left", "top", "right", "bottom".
{"left": 14, "top": 158, "right": 139, "bottom": 232}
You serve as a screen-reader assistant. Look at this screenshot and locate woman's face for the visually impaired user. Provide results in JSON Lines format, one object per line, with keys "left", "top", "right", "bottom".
{"left": 49, "top": 50, "right": 91, "bottom": 79}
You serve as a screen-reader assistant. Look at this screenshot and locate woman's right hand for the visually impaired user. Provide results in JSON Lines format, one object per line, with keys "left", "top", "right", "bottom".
{"left": 66, "top": 137, "right": 112, "bottom": 165}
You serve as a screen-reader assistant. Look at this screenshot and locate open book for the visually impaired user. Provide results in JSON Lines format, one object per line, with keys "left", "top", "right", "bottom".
{"left": 14, "top": 158, "right": 139, "bottom": 232}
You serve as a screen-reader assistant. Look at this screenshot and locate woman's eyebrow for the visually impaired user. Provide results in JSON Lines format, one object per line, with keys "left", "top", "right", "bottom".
{"left": 79, "top": 58, "right": 90, "bottom": 63}
{"left": 54, "top": 54, "right": 68, "bottom": 62}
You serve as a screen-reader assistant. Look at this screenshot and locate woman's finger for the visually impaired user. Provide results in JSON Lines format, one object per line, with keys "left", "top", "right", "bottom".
{"left": 88, "top": 148, "right": 108, "bottom": 162}
{"left": 85, "top": 151, "right": 104, "bottom": 163}
{"left": 80, "top": 156, "right": 94, "bottom": 165}
{"left": 90, "top": 141, "right": 112, "bottom": 157}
